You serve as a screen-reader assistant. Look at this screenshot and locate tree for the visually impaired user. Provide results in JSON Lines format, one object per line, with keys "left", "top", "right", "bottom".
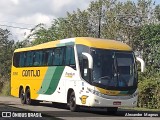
{"left": 0, "top": 29, "right": 14, "bottom": 79}
{"left": 137, "top": 24, "right": 160, "bottom": 71}
{"left": 26, "top": 0, "right": 159, "bottom": 54}
{"left": 26, "top": 23, "right": 52, "bottom": 45}
{"left": 27, "top": 9, "right": 90, "bottom": 45}
{"left": 155, "top": 4, "right": 160, "bottom": 21}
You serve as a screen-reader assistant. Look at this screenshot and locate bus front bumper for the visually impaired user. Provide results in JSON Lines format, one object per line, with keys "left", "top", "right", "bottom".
{"left": 86, "top": 94, "right": 138, "bottom": 108}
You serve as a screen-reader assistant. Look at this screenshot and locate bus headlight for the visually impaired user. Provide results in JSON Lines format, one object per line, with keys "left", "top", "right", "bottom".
{"left": 131, "top": 91, "right": 138, "bottom": 98}
{"left": 87, "top": 87, "right": 103, "bottom": 97}
{"left": 87, "top": 87, "right": 138, "bottom": 99}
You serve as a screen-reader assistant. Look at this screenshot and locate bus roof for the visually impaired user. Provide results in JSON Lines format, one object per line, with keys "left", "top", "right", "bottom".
{"left": 14, "top": 37, "right": 132, "bottom": 52}
{"left": 75, "top": 37, "right": 132, "bottom": 51}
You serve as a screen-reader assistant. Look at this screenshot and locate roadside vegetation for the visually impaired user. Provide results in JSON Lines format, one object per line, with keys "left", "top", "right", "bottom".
{"left": 0, "top": 0, "right": 160, "bottom": 109}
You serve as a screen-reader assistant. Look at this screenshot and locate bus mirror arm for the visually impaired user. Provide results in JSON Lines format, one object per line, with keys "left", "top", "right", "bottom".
{"left": 82, "top": 52, "right": 93, "bottom": 69}
{"left": 136, "top": 57, "right": 145, "bottom": 72}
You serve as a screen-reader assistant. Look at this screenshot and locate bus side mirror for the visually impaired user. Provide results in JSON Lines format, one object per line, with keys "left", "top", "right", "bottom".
{"left": 136, "top": 57, "right": 145, "bottom": 72}
{"left": 82, "top": 52, "right": 93, "bottom": 69}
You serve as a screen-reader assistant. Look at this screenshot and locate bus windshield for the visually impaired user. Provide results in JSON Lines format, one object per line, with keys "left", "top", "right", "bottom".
{"left": 91, "top": 48, "right": 136, "bottom": 90}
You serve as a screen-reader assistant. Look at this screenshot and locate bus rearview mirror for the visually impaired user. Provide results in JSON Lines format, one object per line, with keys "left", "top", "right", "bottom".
{"left": 82, "top": 52, "right": 93, "bottom": 69}
{"left": 136, "top": 57, "right": 145, "bottom": 72}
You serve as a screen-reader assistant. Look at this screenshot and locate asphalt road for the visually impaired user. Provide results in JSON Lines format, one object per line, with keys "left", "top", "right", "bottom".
{"left": 0, "top": 96, "right": 159, "bottom": 120}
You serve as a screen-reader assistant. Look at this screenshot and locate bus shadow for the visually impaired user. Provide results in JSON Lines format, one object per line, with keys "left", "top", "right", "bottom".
{"left": 28, "top": 102, "right": 160, "bottom": 117}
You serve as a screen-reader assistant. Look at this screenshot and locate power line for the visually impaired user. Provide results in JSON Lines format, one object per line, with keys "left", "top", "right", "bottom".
{"left": 0, "top": 24, "right": 32, "bottom": 30}
{"left": 0, "top": 20, "right": 35, "bottom": 26}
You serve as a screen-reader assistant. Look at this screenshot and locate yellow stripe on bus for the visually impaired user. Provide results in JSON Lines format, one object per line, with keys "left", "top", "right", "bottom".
{"left": 96, "top": 87, "right": 120, "bottom": 95}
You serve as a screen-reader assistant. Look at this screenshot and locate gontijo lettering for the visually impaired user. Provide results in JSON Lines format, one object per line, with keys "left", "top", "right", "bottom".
{"left": 22, "top": 70, "right": 40, "bottom": 77}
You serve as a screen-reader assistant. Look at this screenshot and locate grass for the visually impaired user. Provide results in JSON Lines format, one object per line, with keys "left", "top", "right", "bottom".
{"left": 121, "top": 107, "right": 160, "bottom": 112}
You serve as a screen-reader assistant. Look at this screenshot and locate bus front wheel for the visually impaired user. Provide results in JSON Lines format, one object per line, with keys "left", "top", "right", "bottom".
{"left": 20, "top": 88, "right": 26, "bottom": 104}
{"left": 69, "top": 91, "right": 79, "bottom": 112}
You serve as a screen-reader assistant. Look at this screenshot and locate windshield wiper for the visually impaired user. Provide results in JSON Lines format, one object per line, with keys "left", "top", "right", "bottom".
{"left": 98, "top": 76, "right": 111, "bottom": 80}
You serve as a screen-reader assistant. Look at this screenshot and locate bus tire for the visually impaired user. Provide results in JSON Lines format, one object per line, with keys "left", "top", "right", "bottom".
{"left": 20, "top": 88, "right": 26, "bottom": 104}
{"left": 25, "top": 88, "right": 32, "bottom": 105}
{"left": 107, "top": 107, "right": 118, "bottom": 114}
{"left": 68, "top": 91, "right": 79, "bottom": 112}
{"left": 25, "top": 88, "right": 39, "bottom": 105}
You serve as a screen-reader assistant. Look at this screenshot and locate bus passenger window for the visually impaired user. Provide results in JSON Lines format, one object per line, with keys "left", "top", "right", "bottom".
{"left": 34, "top": 51, "right": 42, "bottom": 66}
{"left": 47, "top": 49, "right": 53, "bottom": 66}
{"left": 65, "top": 46, "right": 76, "bottom": 69}
{"left": 65, "top": 47, "right": 71, "bottom": 65}
{"left": 13, "top": 53, "right": 20, "bottom": 67}
{"left": 53, "top": 47, "right": 64, "bottom": 66}
{"left": 70, "top": 47, "right": 75, "bottom": 65}
{"left": 53, "top": 48, "right": 61, "bottom": 65}
{"left": 19, "top": 52, "right": 26, "bottom": 67}
{"left": 42, "top": 50, "right": 49, "bottom": 66}
{"left": 26, "top": 51, "right": 34, "bottom": 67}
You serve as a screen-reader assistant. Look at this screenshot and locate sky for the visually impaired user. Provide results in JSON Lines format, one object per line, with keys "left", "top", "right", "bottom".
{"left": 0, "top": 0, "right": 159, "bottom": 41}
{"left": 0, "top": 0, "right": 95, "bottom": 41}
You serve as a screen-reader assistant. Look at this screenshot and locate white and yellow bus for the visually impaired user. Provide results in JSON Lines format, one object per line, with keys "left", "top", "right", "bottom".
{"left": 11, "top": 37, "right": 143, "bottom": 112}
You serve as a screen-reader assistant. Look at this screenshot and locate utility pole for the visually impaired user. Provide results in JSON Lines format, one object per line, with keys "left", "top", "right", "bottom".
{"left": 98, "top": 0, "right": 102, "bottom": 38}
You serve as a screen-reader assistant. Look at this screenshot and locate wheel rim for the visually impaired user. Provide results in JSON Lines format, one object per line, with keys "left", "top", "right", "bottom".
{"left": 26, "top": 91, "right": 30, "bottom": 104}
{"left": 70, "top": 94, "right": 75, "bottom": 108}
{"left": 20, "top": 90, "right": 25, "bottom": 101}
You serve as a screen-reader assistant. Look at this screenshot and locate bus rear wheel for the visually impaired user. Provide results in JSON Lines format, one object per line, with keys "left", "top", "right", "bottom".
{"left": 25, "top": 88, "right": 39, "bottom": 105}
{"left": 20, "top": 88, "right": 26, "bottom": 104}
{"left": 68, "top": 91, "right": 79, "bottom": 112}
{"left": 25, "top": 88, "right": 32, "bottom": 105}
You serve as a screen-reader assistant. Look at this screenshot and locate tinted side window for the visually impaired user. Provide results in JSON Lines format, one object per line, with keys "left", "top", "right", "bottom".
{"left": 53, "top": 47, "right": 65, "bottom": 66}
{"left": 65, "top": 46, "right": 76, "bottom": 69}
{"left": 33, "top": 51, "right": 43, "bottom": 66}
{"left": 65, "top": 47, "right": 71, "bottom": 65}
{"left": 13, "top": 46, "right": 76, "bottom": 68}
{"left": 19, "top": 52, "right": 26, "bottom": 67}
{"left": 26, "top": 51, "right": 34, "bottom": 67}
{"left": 42, "top": 49, "right": 50, "bottom": 66}
{"left": 13, "top": 53, "right": 20, "bottom": 67}
{"left": 47, "top": 49, "right": 54, "bottom": 66}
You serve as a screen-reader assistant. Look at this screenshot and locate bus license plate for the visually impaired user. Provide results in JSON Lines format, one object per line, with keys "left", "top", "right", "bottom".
{"left": 113, "top": 101, "right": 121, "bottom": 105}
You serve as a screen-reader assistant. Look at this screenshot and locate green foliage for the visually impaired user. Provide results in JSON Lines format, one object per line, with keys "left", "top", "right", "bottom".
{"left": 154, "top": 5, "right": 160, "bottom": 21}
{"left": 0, "top": 28, "right": 31, "bottom": 94}
{"left": 0, "top": 29, "right": 14, "bottom": 79}
{"left": 138, "top": 72, "right": 160, "bottom": 109}
{"left": 136, "top": 23, "right": 160, "bottom": 109}
{"left": 28, "top": 9, "right": 90, "bottom": 45}
{"left": 0, "top": 29, "right": 13, "bottom": 94}
{"left": 0, "top": 80, "right": 10, "bottom": 96}
{"left": 27, "top": 23, "right": 54, "bottom": 45}
{"left": 134, "top": 24, "right": 160, "bottom": 70}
